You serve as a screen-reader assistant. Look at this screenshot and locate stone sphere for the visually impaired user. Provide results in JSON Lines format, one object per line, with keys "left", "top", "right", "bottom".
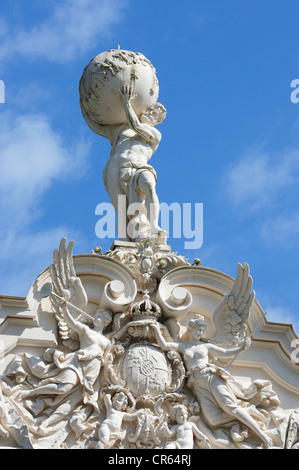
{"left": 79, "top": 49, "right": 159, "bottom": 126}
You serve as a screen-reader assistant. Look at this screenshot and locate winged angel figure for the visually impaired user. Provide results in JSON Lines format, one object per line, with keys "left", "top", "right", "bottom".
{"left": 49, "top": 237, "right": 89, "bottom": 351}
{"left": 7, "top": 239, "right": 113, "bottom": 434}
{"left": 48, "top": 238, "right": 113, "bottom": 398}
{"left": 152, "top": 263, "right": 274, "bottom": 448}
{"left": 210, "top": 262, "right": 255, "bottom": 348}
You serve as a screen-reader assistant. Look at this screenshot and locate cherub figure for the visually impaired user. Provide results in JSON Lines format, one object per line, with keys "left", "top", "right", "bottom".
{"left": 162, "top": 404, "right": 210, "bottom": 449}
{"left": 96, "top": 391, "right": 142, "bottom": 449}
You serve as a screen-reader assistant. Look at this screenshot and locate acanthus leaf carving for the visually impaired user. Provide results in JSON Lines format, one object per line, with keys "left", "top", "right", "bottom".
{"left": 104, "top": 240, "right": 190, "bottom": 294}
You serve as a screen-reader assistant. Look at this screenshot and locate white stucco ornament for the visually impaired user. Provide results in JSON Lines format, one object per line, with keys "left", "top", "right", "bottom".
{"left": 79, "top": 48, "right": 159, "bottom": 126}
{"left": 0, "top": 47, "right": 298, "bottom": 450}
{"left": 0, "top": 238, "right": 298, "bottom": 449}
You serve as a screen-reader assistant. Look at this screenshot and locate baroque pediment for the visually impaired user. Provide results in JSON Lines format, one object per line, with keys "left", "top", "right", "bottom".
{"left": 0, "top": 238, "right": 298, "bottom": 449}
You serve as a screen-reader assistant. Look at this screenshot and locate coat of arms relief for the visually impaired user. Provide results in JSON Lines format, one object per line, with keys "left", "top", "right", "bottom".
{"left": 0, "top": 237, "right": 298, "bottom": 450}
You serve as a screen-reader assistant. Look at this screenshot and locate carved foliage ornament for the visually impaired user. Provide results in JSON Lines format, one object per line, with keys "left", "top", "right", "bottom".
{"left": 105, "top": 241, "right": 190, "bottom": 293}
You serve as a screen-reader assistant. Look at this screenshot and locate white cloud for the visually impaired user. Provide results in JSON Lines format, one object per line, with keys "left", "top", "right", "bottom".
{"left": 225, "top": 147, "right": 299, "bottom": 211}
{"left": 0, "top": 111, "right": 91, "bottom": 296}
{"left": 260, "top": 211, "right": 299, "bottom": 246}
{"left": 0, "top": 0, "right": 128, "bottom": 63}
{"left": 0, "top": 226, "right": 85, "bottom": 296}
{"left": 0, "top": 111, "right": 90, "bottom": 228}
{"left": 263, "top": 304, "right": 299, "bottom": 336}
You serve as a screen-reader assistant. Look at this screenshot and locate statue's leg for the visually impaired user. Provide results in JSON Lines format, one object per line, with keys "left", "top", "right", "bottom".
{"left": 104, "top": 160, "right": 129, "bottom": 240}
{"left": 96, "top": 422, "right": 111, "bottom": 449}
{"left": 20, "top": 382, "right": 73, "bottom": 399}
{"left": 137, "top": 171, "right": 161, "bottom": 234}
{"left": 37, "top": 389, "right": 82, "bottom": 430}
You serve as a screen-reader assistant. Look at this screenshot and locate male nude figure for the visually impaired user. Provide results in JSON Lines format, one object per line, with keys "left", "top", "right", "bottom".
{"left": 82, "top": 84, "right": 167, "bottom": 240}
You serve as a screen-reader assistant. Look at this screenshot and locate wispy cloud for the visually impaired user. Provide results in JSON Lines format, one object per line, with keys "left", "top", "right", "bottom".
{"left": 225, "top": 147, "right": 299, "bottom": 211}
{"left": 260, "top": 211, "right": 299, "bottom": 246}
{"left": 0, "top": 0, "right": 128, "bottom": 63}
{"left": 0, "top": 0, "right": 128, "bottom": 297}
{"left": 261, "top": 301, "right": 299, "bottom": 336}
{"left": 222, "top": 135, "right": 299, "bottom": 257}
{"left": 0, "top": 111, "right": 90, "bottom": 228}
{"left": 0, "top": 226, "right": 84, "bottom": 296}
{"left": 0, "top": 111, "right": 91, "bottom": 295}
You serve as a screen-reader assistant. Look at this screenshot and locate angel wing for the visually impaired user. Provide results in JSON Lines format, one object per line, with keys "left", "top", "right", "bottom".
{"left": 211, "top": 263, "right": 255, "bottom": 347}
{"left": 49, "top": 238, "right": 88, "bottom": 350}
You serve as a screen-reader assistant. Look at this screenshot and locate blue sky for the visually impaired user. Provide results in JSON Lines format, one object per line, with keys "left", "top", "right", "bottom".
{"left": 0, "top": 0, "right": 298, "bottom": 334}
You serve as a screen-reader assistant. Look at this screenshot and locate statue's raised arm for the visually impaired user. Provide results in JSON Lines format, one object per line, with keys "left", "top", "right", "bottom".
{"left": 119, "top": 84, "right": 164, "bottom": 147}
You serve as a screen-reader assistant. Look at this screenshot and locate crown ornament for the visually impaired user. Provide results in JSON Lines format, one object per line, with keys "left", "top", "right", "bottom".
{"left": 130, "top": 292, "right": 162, "bottom": 321}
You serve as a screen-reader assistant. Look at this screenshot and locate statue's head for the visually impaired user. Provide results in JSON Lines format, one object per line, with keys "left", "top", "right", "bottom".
{"left": 187, "top": 314, "right": 207, "bottom": 336}
{"left": 94, "top": 308, "right": 112, "bottom": 328}
{"left": 113, "top": 392, "right": 128, "bottom": 411}
{"left": 171, "top": 404, "right": 188, "bottom": 424}
{"left": 140, "top": 102, "right": 166, "bottom": 126}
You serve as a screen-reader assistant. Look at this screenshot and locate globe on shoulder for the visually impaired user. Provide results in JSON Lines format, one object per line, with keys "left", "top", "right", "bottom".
{"left": 79, "top": 48, "right": 160, "bottom": 126}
